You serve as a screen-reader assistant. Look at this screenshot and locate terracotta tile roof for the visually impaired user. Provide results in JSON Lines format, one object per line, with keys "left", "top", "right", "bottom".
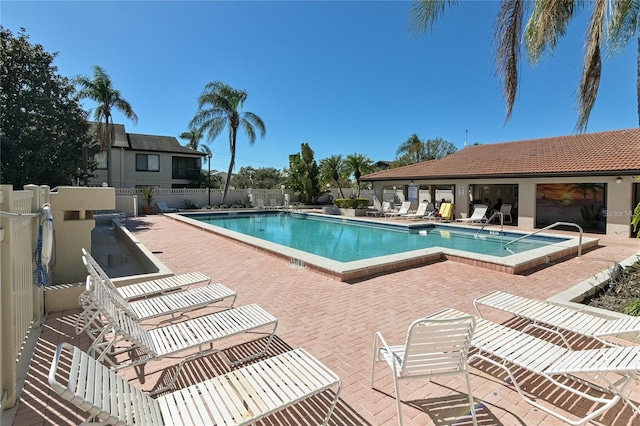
{"left": 363, "top": 128, "right": 640, "bottom": 180}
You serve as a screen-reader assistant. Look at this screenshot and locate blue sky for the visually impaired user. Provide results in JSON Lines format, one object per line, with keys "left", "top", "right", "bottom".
{"left": 3, "top": 1, "right": 637, "bottom": 173}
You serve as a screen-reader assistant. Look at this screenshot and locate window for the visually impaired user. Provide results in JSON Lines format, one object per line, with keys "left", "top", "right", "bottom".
{"left": 136, "top": 154, "right": 159, "bottom": 172}
{"left": 172, "top": 156, "right": 201, "bottom": 180}
{"left": 94, "top": 151, "right": 107, "bottom": 169}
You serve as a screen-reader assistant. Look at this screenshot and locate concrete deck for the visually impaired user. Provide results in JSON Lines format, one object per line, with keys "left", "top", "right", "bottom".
{"left": 10, "top": 214, "right": 640, "bottom": 425}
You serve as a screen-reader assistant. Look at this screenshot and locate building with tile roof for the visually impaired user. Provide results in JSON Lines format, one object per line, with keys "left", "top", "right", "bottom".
{"left": 362, "top": 129, "right": 640, "bottom": 237}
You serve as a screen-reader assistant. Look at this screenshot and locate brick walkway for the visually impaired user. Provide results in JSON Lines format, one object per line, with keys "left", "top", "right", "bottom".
{"left": 11, "top": 214, "right": 640, "bottom": 425}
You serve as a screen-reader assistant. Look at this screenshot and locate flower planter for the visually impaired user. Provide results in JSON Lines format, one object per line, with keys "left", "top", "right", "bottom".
{"left": 339, "top": 208, "right": 368, "bottom": 217}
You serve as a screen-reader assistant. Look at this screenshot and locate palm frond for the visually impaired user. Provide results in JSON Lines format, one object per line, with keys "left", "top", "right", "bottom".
{"left": 607, "top": 0, "right": 639, "bottom": 55}
{"left": 525, "top": 0, "right": 577, "bottom": 65}
{"left": 240, "top": 119, "right": 257, "bottom": 145}
{"left": 494, "top": 0, "right": 525, "bottom": 123}
{"left": 113, "top": 97, "right": 138, "bottom": 124}
{"left": 242, "top": 112, "right": 266, "bottom": 137}
{"left": 576, "top": 0, "right": 607, "bottom": 133}
{"left": 409, "top": 0, "right": 458, "bottom": 34}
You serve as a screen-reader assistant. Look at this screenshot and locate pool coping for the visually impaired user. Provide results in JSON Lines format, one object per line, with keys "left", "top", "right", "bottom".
{"left": 168, "top": 210, "right": 599, "bottom": 282}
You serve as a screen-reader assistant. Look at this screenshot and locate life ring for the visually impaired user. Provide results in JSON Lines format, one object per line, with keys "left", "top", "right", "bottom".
{"left": 41, "top": 203, "right": 54, "bottom": 270}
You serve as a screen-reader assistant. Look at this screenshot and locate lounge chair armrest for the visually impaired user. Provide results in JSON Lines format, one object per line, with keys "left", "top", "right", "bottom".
{"left": 373, "top": 331, "right": 400, "bottom": 375}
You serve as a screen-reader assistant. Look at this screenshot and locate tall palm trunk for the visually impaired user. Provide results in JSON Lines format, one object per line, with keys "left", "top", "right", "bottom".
{"left": 222, "top": 129, "right": 237, "bottom": 205}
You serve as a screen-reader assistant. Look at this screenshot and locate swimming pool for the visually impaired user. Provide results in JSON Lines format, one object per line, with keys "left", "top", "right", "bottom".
{"left": 173, "top": 211, "right": 598, "bottom": 281}
{"left": 190, "top": 212, "right": 563, "bottom": 261}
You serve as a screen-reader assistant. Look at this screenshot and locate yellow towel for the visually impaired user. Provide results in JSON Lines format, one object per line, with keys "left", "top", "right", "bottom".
{"left": 440, "top": 203, "right": 452, "bottom": 220}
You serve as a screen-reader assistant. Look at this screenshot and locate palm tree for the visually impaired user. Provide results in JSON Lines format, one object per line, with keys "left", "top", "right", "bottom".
{"left": 179, "top": 128, "right": 204, "bottom": 149}
{"left": 75, "top": 65, "right": 138, "bottom": 185}
{"left": 410, "top": 0, "right": 640, "bottom": 132}
{"left": 395, "top": 134, "right": 428, "bottom": 165}
{"left": 189, "top": 81, "right": 265, "bottom": 205}
{"left": 319, "top": 155, "right": 347, "bottom": 198}
{"left": 345, "top": 153, "right": 374, "bottom": 198}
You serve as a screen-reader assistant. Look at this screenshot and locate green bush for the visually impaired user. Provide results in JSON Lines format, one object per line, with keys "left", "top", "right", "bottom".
{"left": 334, "top": 198, "right": 369, "bottom": 209}
{"left": 182, "top": 199, "right": 200, "bottom": 209}
{"left": 623, "top": 299, "right": 640, "bottom": 316}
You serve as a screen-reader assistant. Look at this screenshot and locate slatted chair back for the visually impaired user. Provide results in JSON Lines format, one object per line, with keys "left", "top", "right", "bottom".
{"left": 413, "top": 202, "right": 430, "bottom": 217}
{"left": 88, "top": 276, "right": 158, "bottom": 363}
{"left": 401, "top": 316, "right": 475, "bottom": 378}
{"left": 49, "top": 342, "right": 163, "bottom": 425}
{"left": 470, "top": 205, "right": 488, "bottom": 220}
{"left": 81, "top": 248, "right": 123, "bottom": 294}
{"left": 82, "top": 255, "right": 137, "bottom": 318}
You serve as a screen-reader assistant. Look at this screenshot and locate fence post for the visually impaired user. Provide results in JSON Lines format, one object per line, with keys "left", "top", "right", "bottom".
{"left": 25, "top": 185, "right": 47, "bottom": 327}
{"left": 0, "top": 185, "right": 16, "bottom": 409}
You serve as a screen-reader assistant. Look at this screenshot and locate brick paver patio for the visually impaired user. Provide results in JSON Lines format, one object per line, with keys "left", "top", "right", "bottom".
{"left": 9, "top": 214, "right": 640, "bottom": 425}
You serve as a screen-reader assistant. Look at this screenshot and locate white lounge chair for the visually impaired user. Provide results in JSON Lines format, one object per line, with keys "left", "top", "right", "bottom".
{"left": 474, "top": 290, "right": 640, "bottom": 346}
{"left": 400, "top": 201, "right": 432, "bottom": 220}
{"left": 157, "top": 201, "right": 177, "bottom": 213}
{"left": 371, "top": 315, "right": 477, "bottom": 426}
{"left": 82, "top": 248, "right": 209, "bottom": 300}
{"left": 79, "top": 255, "right": 236, "bottom": 325}
{"left": 49, "top": 342, "right": 342, "bottom": 426}
{"left": 430, "top": 307, "right": 640, "bottom": 425}
{"left": 82, "top": 275, "right": 278, "bottom": 394}
{"left": 456, "top": 204, "right": 488, "bottom": 224}
{"left": 367, "top": 201, "right": 391, "bottom": 217}
{"left": 256, "top": 198, "right": 266, "bottom": 209}
{"left": 384, "top": 201, "right": 412, "bottom": 218}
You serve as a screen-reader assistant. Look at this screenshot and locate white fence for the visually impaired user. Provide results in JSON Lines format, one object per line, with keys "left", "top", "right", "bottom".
{"left": 0, "top": 184, "right": 48, "bottom": 409}
{"left": 111, "top": 187, "right": 383, "bottom": 215}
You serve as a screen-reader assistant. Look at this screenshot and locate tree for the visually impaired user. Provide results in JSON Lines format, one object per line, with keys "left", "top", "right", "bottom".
{"left": 0, "top": 27, "right": 93, "bottom": 188}
{"left": 232, "top": 166, "right": 284, "bottom": 189}
{"left": 288, "top": 143, "right": 319, "bottom": 204}
{"left": 345, "top": 153, "right": 374, "bottom": 198}
{"left": 319, "top": 155, "right": 348, "bottom": 198}
{"left": 394, "top": 135, "right": 457, "bottom": 167}
{"left": 179, "top": 128, "right": 204, "bottom": 149}
{"left": 199, "top": 144, "right": 213, "bottom": 190}
{"left": 190, "top": 81, "right": 266, "bottom": 205}
{"left": 410, "top": 0, "right": 640, "bottom": 131}
{"left": 395, "top": 134, "right": 428, "bottom": 165}
{"left": 75, "top": 65, "right": 138, "bottom": 185}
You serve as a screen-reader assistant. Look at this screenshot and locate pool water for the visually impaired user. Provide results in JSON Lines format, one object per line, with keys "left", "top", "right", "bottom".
{"left": 192, "top": 212, "right": 566, "bottom": 262}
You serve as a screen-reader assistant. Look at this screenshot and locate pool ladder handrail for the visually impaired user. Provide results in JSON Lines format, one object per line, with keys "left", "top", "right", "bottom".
{"left": 504, "top": 221, "right": 583, "bottom": 258}
{"left": 475, "top": 211, "right": 503, "bottom": 237}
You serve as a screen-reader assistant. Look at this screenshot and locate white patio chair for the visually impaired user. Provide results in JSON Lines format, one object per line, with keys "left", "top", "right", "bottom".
{"left": 474, "top": 290, "right": 640, "bottom": 347}
{"left": 500, "top": 203, "right": 513, "bottom": 223}
{"left": 456, "top": 204, "right": 488, "bottom": 224}
{"left": 81, "top": 275, "right": 278, "bottom": 394}
{"left": 49, "top": 342, "right": 342, "bottom": 426}
{"left": 400, "top": 201, "right": 431, "bottom": 220}
{"left": 367, "top": 201, "right": 391, "bottom": 217}
{"left": 157, "top": 201, "right": 177, "bottom": 213}
{"left": 81, "top": 248, "right": 210, "bottom": 300}
{"left": 384, "top": 201, "right": 412, "bottom": 218}
{"left": 78, "top": 255, "right": 236, "bottom": 326}
{"left": 371, "top": 315, "right": 477, "bottom": 426}
{"left": 269, "top": 197, "right": 281, "bottom": 209}
{"left": 430, "top": 308, "right": 640, "bottom": 425}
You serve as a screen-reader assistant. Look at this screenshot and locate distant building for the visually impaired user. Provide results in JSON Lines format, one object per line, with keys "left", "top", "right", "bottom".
{"left": 87, "top": 123, "right": 205, "bottom": 188}
{"left": 374, "top": 160, "right": 393, "bottom": 170}
{"left": 363, "top": 129, "right": 640, "bottom": 237}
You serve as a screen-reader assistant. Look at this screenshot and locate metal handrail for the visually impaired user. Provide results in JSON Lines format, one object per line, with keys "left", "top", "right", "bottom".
{"left": 504, "top": 221, "right": 583, "bottom": 257}
{"left": 475, "top": 211, "right": 503, "bottom": 237}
